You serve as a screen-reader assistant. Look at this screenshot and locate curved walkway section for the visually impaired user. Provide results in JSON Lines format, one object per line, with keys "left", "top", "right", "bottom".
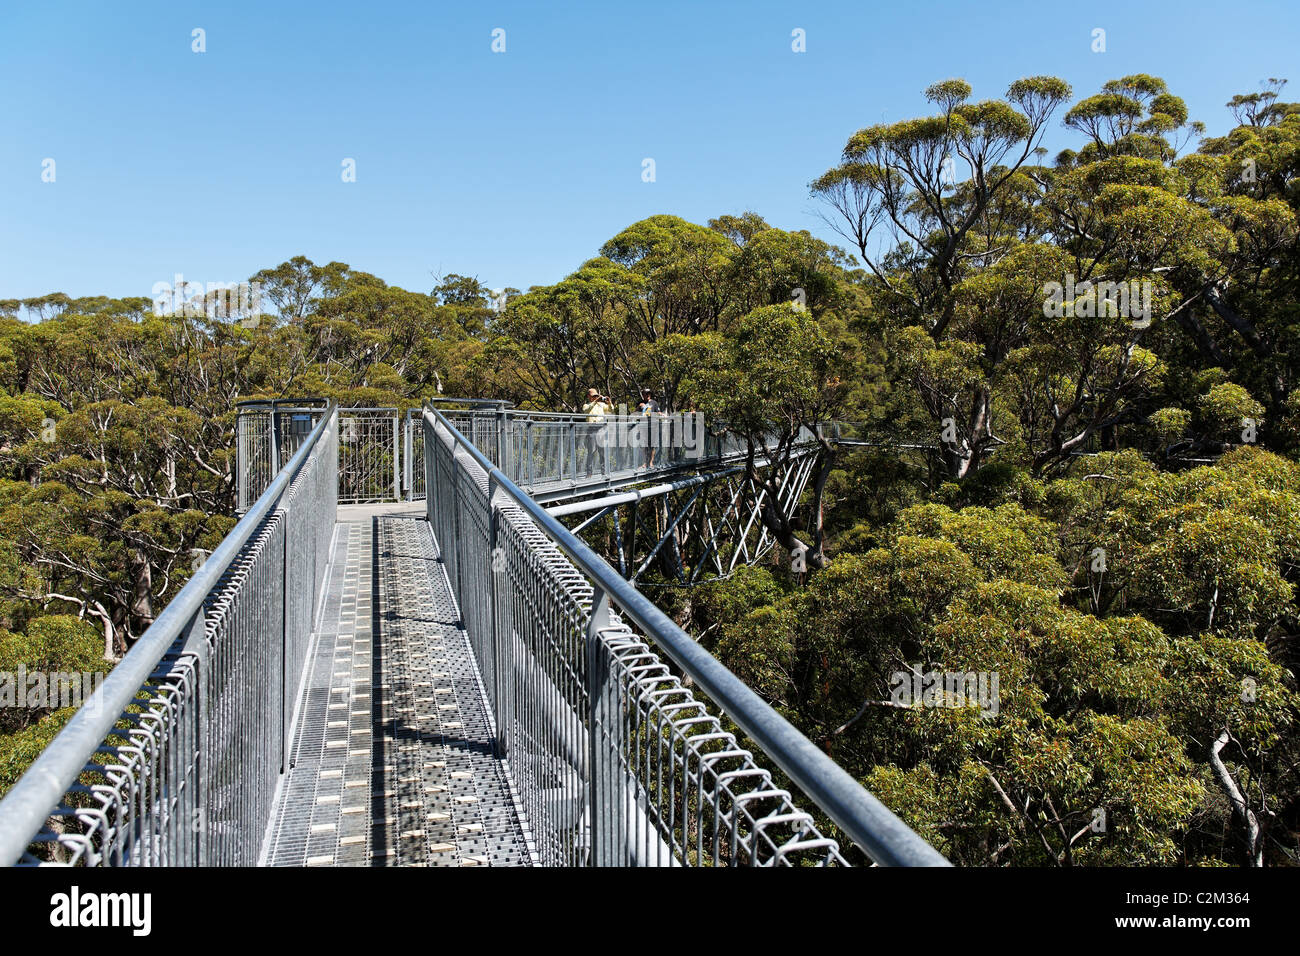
{"left": 265, "top": 504, "right": 532, "bottom": 867}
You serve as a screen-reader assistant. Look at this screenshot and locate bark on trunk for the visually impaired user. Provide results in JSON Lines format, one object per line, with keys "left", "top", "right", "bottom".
{"left": 1209, "top": 728, "right": 1264, "bottom": 867}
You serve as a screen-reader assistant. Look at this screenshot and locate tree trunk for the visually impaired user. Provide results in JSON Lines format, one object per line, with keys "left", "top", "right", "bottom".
{"left": 806, "top": 446, "right": 835, "bottom": 567}
{"left": 1209, "top": 728, "right": 1264, "bottom": 867}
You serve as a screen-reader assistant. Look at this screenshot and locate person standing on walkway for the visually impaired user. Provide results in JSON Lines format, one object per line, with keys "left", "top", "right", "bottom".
{"left": 636, "top": 387, "right": 660, "bottom": 468}
{"left": 581, "top": 387, "right": 613, "bottom": 473}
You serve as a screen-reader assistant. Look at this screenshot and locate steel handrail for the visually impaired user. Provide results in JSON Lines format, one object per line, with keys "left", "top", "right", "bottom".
{"left": 235, "top": 396, "right": 330, "bottom": 410}
{"left": 427, "top": 397, "right": 515, "bottom": 410}
{"left": 0, "top": 403, "right": 338, "bottom": 865}
{"left": 423, "top": 403, "right": 949, "bottom": 866}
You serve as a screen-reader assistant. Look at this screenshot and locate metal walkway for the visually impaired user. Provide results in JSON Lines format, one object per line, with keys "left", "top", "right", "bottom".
{"left": 266, "top": 505, "right": 530, "bottom": 866}
{"left": 0, "top": 400, "right": 947, "bottom": 868}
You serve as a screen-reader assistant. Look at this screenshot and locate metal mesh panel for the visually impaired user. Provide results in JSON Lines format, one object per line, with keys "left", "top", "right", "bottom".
{"left": 4, "top": 411, "right": 340, "bottom": 866}
{"left": 239, "top": 405, "right": 421, "bottom": 508}
{"left": 426, "top": 406, "right": 795, "bottom": 505}
{"left": 338, "top": 410, "right": 401, "bottom": 504}
{"left": 24, "top": 655, "right": 205, "bottom": 866}
{"left": 404, "top": 409, "right": 426, "bottom": 501}
{"left": 236, "top": 405, "right": 327, "bottom": 511}
{"left": 425, "top": 412, "right": 847, "bottom": 866}
{"left": 199, "top": 511, "right": 286, "bottom": 866}
{"left": 496, "top": 415, "right": 777, "bottom": 496}
{"left": 237, "top": 409, "right": 274, "bottom": 512}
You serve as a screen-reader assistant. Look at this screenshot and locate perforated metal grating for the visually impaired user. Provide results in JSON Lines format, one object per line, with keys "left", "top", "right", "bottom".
{"left": 266, "top": 508, "right": 532, "bottom": 866}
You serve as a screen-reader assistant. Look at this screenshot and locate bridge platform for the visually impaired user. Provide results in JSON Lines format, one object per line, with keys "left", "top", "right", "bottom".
{"left": 264, "top": 504, "right": 533, "bottom": 867}
{"left": 0, "top": 404, "right": 944, "bottom": 868}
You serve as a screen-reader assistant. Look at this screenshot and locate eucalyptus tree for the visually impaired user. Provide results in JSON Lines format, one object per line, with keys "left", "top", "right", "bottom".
{"left": 663, "top": 304, "right": 857, "bottom": 569}
{"left": 812, "top": 76, "right": 1072, "bottom": 340}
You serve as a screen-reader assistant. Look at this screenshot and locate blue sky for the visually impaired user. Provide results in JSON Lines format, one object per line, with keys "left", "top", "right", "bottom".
{"left": 2, "top": 0, "right": 1297, "bottom": 303}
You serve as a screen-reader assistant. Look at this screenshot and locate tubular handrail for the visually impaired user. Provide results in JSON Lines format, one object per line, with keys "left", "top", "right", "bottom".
{"left": 235, "top": 397, "right": 330, "bottom": 410}
{"left": 434, "top": 406, "right": 820, "bottom": 503}
{"left": 423, "top": 403, "right": 949, "bottom": 867}
{"left": 0, "top": 403, "right": 339, "bottom": 866}
{"left": 427, "top": 397, "right": 515, "bottom": 411}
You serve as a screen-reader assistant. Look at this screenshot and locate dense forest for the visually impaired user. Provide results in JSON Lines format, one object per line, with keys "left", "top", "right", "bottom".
{"left": 1, "top": 73, "right": 1297, "bottom": 866}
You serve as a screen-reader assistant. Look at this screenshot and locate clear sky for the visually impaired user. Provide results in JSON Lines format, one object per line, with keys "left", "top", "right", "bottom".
{"left": 2, "top": 0, "right": 1297, "bottom": 303}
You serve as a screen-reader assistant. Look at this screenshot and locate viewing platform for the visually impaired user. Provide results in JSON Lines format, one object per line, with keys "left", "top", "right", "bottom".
{"left": 0, "top": 402, "right": 947, "bottom": 868}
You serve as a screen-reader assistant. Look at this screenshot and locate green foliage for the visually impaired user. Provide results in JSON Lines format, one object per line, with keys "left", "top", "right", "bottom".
{"left": 0, "top": 708, "right": 76, "bottom": 798}
{"left": 3, "top": 71, "right": 1298, "bottom": 868}
{"left": 0, "top": 615, "right": 109, "bottom": 784}
{"left": 1149, "top": 407, "right": 1191, "bottom": 444}
{"left": 0, "top": 614, "right": 104, "bottom": 675}
{"left": 708, "top": 443, "right": 1300, "bottom": 865}
{"left": 1200, "top": 382, "right": 1265, "bottom": 441}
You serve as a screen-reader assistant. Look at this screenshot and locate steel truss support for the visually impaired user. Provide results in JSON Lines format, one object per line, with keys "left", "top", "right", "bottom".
{"left": 551, "top": 451, "right": 820, "bottom": 586}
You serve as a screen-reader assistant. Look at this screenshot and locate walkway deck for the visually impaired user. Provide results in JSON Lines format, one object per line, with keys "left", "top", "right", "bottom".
{"left": 264, "top": 504, "right": 533, "bottom": 867}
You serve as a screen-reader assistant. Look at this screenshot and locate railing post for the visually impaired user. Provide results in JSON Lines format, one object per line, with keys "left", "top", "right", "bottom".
{"left": 236, "top": 411, "right": 247, "bottom": 511}
{"left": 602, "top": 419, "right": 611, "bottom": 479}
{"left": 495, "top": 409, "right": 506, "bottom": 472}
{"left": 403, "top": 410, "right": 413, "bottom": 501}
{"left": 178, "top": 606, "right": 210, "bottom": 868}
{"left": 280, "top": 497, "right": 291, "bottom": 776}
{"left": 586, "top": 587, "right": 622, "bottom": 866}
{"left": 488, "top": 477, "right": 510, "bottom": 759}
{"left": 270, "top": 409, "right": 282, "bottom": 480}
{"left": 526, "top": 421, "right": 535, "bottom": 487}
{"left": 435, "top": 418, "right": 443, "bottom": 526}
{"left": 392, "top": 412, "right": 401, "bottom": 502}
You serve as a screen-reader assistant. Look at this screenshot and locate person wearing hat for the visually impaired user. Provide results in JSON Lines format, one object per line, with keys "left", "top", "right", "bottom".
{"left": 583, "top": 387, "right": 612, "bottom": 421}
{"left": 581, "top": 387, "right": 613, "bottom": 473}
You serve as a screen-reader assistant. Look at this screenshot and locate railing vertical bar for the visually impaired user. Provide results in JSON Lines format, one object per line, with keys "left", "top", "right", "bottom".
{"left": 392, "top": 412, "right": 400, "bottom": 502}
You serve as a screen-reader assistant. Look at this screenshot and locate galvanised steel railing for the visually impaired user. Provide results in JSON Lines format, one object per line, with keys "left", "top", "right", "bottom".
{"left": 0, "top": 407, "right": 339, "bottom": 866}
{"left": 235, "top": 398, "right": 331, "bottom": 511}
{"left": 237, "top": 399, "right": 810, "bottom": 511}
{"left": 238, "top": 403, "right": 425, "bottom": 508}
{"left": 1, "top": 395, "right": 944, "bottom": 867}
{"left": 424, "top": 402, "right": 948, "bottom": 866}
{"left": 438, "top": 404, "right": 812, "bottom": 503}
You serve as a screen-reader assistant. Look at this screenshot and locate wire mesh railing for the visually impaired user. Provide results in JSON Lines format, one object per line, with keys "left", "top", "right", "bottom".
{"left": 237, "top": 404, "right": 425, "bottom": 507}
{"left": 424, "top": 403, "right": 949, "bottom": 867}
{"left": 236, "top": 399, "right": 330, "bottom": 511}
{"left": 437, "top": 405, "right": 808, "bottom": 500}
{"left": 233, "top": 401, "right": 906, "bottom": 518}
{"left": 0, "top": 408, "right": 339, "bottom": 866}
{"left": 0, "top": 394, "right": 946, "bottom": 868}
{"left": 337, "top": 409, "right": 401, "bottom": 503}
{"left": 237, "top": 399, "right": 810, "bottom": 512}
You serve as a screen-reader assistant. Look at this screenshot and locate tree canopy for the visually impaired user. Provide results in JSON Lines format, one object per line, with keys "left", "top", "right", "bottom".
{"left": 2, "top": 73, "right": 1298, "bottom": 867}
